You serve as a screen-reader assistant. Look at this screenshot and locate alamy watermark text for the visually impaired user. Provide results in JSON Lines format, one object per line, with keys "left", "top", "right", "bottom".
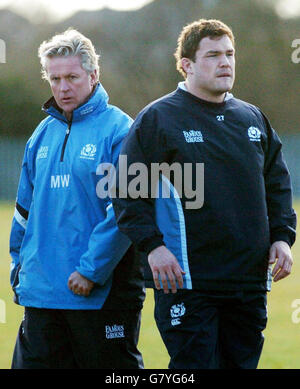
{"left": 96, "top": 156, "right": 204, "bottom": 209}
{"left": 0, "top": 299, "right": 6, "bottom": 323}
{"left": 291, "top": 39, "right": 300, "bottom": 64}
{"left": 0, "top": 39, "right": 6, "bottom": 63}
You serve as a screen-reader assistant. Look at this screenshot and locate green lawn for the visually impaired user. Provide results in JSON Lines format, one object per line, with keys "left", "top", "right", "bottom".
{"left": 0, "top": 201, "right": 299, "bottom": 369}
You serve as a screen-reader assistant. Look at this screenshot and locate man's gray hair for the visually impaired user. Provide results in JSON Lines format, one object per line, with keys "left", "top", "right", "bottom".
{"left": 38, "top": 28, "right": 100, "bottom": 80}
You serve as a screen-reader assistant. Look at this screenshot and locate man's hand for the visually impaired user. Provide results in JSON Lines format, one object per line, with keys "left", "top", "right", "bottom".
{"left": 68, "top": 271, "right": 94, "bottom": 297}
{"left": 269, "top": 241, "right": 293, "bottom": 282}
{"left": 148, "top": 245, "right": 185, "bottom": 294}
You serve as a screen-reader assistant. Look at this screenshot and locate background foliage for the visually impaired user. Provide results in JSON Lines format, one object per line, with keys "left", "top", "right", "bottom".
{"left": 0, "top": 0, "right": 299, "bottom": 138}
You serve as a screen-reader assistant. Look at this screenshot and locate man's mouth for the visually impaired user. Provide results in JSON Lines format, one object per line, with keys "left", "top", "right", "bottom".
{"left": 61, "top": 97, "right": 72, "bottom": 103}
{"left": 217, "top": 73, "right": 231, "bottom": 78}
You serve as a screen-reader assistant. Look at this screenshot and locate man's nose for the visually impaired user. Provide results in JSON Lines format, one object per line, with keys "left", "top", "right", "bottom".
{"left": 60, "top": 79, "right": 70, "bottom": 92}
{"left": 219, "top": 54, "right": 231, "bottom": 67}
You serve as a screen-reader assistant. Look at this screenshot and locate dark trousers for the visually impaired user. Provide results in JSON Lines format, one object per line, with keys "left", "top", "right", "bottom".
{"left": 154, "top": 289, "right": 267, "bottom": 369}
{"left": 11, "top": 307, "right": 144, "bottom": 369}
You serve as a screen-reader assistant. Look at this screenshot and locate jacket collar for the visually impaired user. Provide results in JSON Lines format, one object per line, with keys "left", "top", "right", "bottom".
{"left": 42, "top": 82, "right": 109, "bottom": 123}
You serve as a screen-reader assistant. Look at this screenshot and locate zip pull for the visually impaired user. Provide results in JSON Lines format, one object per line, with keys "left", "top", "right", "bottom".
{"left": 60, "top": 121, "right": 72, "bottom": 162}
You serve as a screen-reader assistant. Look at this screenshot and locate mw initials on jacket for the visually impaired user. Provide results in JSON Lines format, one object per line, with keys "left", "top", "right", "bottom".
{"left": 51, "top": 174, "right": 70, "bottom": 188}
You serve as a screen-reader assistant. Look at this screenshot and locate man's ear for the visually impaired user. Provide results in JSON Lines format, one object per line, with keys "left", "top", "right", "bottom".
{"left": 181, "top": 57, "right": 193, "bottom": 76}
{"left": 90, "top": 69, "right": 98, "bottom": 86}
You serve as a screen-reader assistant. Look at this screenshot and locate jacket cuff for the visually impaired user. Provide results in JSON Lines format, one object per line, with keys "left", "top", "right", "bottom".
{"left": 138, "top": 235, "right": 165, "bottom": 255}
{"left": 270, "top": 232, "right": 294, "bottom": 248}
{"left": 75, "top": 267, "right": 102, "bottom": 284}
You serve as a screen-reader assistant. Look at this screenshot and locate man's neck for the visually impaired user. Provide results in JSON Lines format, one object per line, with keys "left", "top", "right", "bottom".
{"left": 184, "top": 81, "right": 226, "bottom": 103}
{"left": 64, "top": 112, "right": 72, "bottom": 122}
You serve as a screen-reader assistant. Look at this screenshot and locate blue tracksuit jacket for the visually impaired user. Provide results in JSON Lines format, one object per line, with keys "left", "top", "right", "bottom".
{"left": 9, "top": 83, "right": 135, "bottom": 309}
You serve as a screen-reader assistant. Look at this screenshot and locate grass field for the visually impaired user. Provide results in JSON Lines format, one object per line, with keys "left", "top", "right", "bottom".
{"left": 0, "top": 201, "right": 299, "bottom": 369}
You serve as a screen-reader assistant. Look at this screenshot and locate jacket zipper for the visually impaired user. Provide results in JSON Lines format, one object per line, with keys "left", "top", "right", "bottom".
{"left": 60, "top": 119, "right": 72, "bottom": 162}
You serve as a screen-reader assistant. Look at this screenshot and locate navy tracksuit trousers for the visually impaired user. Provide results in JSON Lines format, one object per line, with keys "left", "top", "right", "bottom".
{"left": 154, "top": 289, "right": 267, "bottom": 369}
{"left": 12, "top": 307, "right": 143, "bottom": 369}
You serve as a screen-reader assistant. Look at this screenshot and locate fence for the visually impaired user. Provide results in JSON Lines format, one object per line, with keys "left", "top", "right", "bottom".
{"left": 0, "top": 137, "right": 26, "bottom": 201}
{"left": 0, "top": 135, "right": 299, "bottom": 201}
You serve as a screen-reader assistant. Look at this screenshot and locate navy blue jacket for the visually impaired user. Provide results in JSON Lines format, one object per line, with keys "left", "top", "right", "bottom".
{"left": 112, "top": 86, "right": 296, "bottom": 292}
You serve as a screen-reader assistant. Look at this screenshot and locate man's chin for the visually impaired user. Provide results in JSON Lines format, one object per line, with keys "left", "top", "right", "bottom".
{"left": 216, "top": 80, "right": 234, "bottom": 93}
{"left": 214, "top": 86, "right": 233, "bottom": 97}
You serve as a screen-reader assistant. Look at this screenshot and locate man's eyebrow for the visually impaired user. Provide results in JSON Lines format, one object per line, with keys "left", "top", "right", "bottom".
{"left": 206, "top": 49, "right": 234, "bottom": 54}
{"left": 49, "top": 72, "right": 79, "bottom": 78}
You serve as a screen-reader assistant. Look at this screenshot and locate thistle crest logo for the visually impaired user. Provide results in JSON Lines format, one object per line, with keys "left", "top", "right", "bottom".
{"left": 170, "top": 302, "right": 186, "bottom": 326}
{"left": 248, "top": 126, "right": 261, "bottom": 142}
{"left": 80, "top": 144, "right": 97, "bottom": 160}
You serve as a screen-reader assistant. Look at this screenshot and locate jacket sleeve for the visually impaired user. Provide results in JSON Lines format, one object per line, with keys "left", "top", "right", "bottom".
{"left": 262, "top": 112, "right": 297, "bottom": 247}
{"left": 112, "top": 110, "right": 165, "bottom": 255}
{"left": 76, "top": 117, "right": 134, "bottom": 285}
{"left": 9, "top": 141, "right": 33, "bottom": 287}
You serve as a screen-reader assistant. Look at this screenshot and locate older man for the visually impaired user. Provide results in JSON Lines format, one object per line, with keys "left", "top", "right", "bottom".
{"left": 9, "top": 29, "right": 144, "bottom": 369}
